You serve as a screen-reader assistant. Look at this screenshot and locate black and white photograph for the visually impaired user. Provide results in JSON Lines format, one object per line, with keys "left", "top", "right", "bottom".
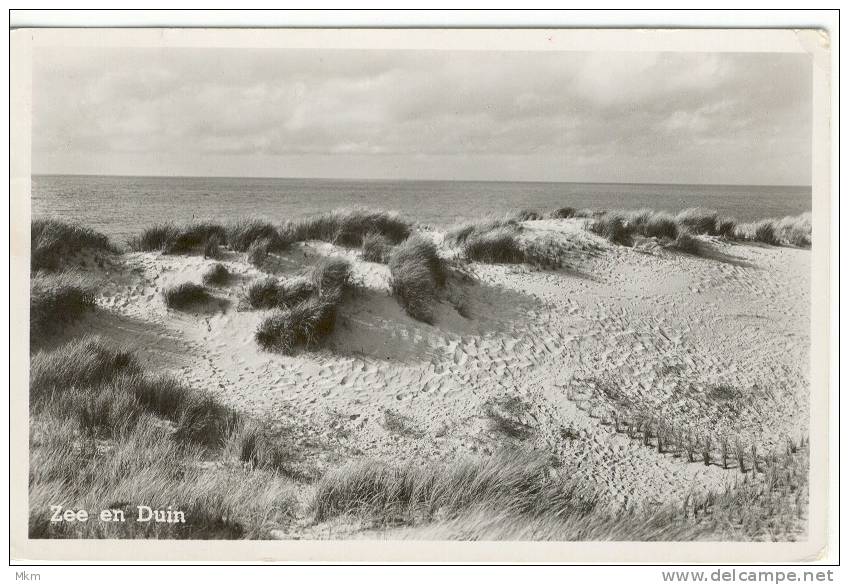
{"left": 10, "top": 20, "right": 835, "bottom": 565}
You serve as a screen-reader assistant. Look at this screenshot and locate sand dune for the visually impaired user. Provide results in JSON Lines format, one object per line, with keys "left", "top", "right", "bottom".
{"left": 47, "top": 218, "right": 810, "bottom": 519}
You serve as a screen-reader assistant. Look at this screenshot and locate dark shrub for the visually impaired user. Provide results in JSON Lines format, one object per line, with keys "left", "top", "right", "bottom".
{"left": 163, "top": 222, "right": 226, "bottom": 255}
{"left": 162, "top": 282, "right": 210, "bottom": 309}
{"left": 202, "top": 263, "right": 230, "bottom": 286}
{"left": 32, "top": 219, "right": 114, "bottom": 272}
{"left": 30, "top": 272, "right": 96, "bottom": 342}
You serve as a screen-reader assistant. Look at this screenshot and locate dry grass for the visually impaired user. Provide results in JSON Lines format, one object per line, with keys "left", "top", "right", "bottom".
{"left": 246, "top": 237, "right": 272, "bottom": 267}
{"left": 284, "top": 208, "right": 412, "bottom": 247}
{"left": 30, "top": 271, "right": 96, "bottom": 343}
{"left": 255, "top": 296, "right": 339, "bottom": 354}
{"left": 226, "top": 219, "right": 290, "bottom": 253}
{"left": 445, "top": 216, "right": 521, "bottom": 246}
{"left": 162, "top": 282, "right": 210, "bottom": 309}
{"left": 361, "top": 232, "right": 392, "bottom": 263}
{"left": 246, "top": 276, "right": 315, "bottom": 310}
{"left": 675, "top": 208, "right": 720, "bottom": 235}
{"left": 388, "top": 235, "right": 446, "bottom": 324}
{"left": 29, "top": 337, "right": 298, "bottom": 539}
{"left": 32, "top": 219, "right": 114, "bottom": 272}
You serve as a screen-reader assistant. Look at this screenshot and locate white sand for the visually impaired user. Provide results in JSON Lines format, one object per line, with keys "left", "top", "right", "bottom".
{"left": 59, "top": 219, "right": 810, "bottom": 510}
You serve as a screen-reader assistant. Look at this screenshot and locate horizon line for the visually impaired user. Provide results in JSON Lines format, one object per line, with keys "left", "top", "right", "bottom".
{"left": 30, "top": 173, "right": 813, "bottom": 190}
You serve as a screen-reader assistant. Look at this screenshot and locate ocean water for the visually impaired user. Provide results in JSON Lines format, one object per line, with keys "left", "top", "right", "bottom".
{"left": 31, "top": 175, "right": 812, "bottom": 244}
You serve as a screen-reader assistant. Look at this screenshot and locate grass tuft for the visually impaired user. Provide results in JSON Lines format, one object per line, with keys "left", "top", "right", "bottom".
{"left": 32, "top": 219, "right": 114, "bottom": 272}
{"left": 162, "top": 282, "right": 210, "bottom": 309}
{"left": 549, "top": 207, "right": 577, "bottom": 219}
{"left": 361, "top": 232, "right": 392, "bottom": 263}
{"left": 388, "top": 236, "right": 446, "bottom": 324}
{"left": 202, "top": 263, "right": 230, "bottom": 286}
{"left": 226, "top": 219, "right": 289, "bottom": 253}
{"left": 255, "top": 296, "right": 339, "bottom": 354}
{"left": 675, "top": 208, "right": 720, "bottom": 235}
{"left": 284, "top": 208, "right": 412, "bottom": 247}
{"left": 30, "top": 272, "right": 96, "bottom": 343}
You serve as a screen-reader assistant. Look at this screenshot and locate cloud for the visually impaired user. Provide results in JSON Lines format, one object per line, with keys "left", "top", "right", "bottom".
{"left": 32, "top": 47, "right": 812, "bottom": 184}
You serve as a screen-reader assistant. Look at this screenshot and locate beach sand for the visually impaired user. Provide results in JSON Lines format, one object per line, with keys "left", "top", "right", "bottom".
{"left": 50, "top": 218, "right": 810, "bottom": 536}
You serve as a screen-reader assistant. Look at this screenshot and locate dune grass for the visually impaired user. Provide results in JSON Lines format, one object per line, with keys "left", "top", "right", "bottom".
{"left": 665, "top": 230, "right": 701, "bottom": 255}
{"left": 388, "top": 236, "right": 447, "bottom": 324}
{"left": 284, "top": 208, "right": 412, "bottom": 247}
{"left": 247, "top": 276, "right": 315, "bottom": 310}
{"left": 461, "top": 227, "right": 562, "bottom": 267}
{"left": 361, "top": 232, "right": 393, "bottom": 263}
{"left": 30, "top": 271, "right": 97, "bottom": 343}
{"left": 29, "top": 336, "right": 298, "bottom": 539}
{"left": 226, "top": 219, "right": 290, "bottom": 253}
{"left": 246, "top": 237, "right": 272, "bottom": 267}
{"left": 310, "top": 447, "right": 595, "bottom": 524}
{"left": 32, "top": 219, "right": 114, "bottom": 272}
{"left": 445, "top": 216, "right": 522, "bottom": 246}
{"left": 549, "top": 207, "right": 577, "bottom": 219}
{"left": 202, "top": 263, "right": 230, "bottom": 286}
{"left": 735, "top": 213, "right": 810, "bottom": 247}
{"left": 255, "top": 296, "right": 340, "bottom": 354}
{"left": 162, "top": 282, "right": 210, "bottom": 309}
{"left": 253, "top": 258, "right": 351, "bottom": 353}
{"left": 675, "top": 208, "right": 720, "bottom": 235}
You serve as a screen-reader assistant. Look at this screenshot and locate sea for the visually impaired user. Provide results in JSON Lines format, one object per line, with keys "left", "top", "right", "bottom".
{"left": 31, "top": 175, "right": 812, "bottom": 244}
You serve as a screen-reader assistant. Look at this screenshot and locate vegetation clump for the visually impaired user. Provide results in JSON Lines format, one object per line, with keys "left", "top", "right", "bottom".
{"left": 361, "top": 232, "right": 392, "bottom": 263}
{"left": 32, "top": 219, "right": 114, "bottom": 272}
{"left": 30, "top": 272, "right": 96, "bottom": 343}
{"left": 388, "top": 236, "right": 446, "bottom": 324}
{"left": 284, "top": 208, "right": 412, "bottom": 247}
{"left": 201, "top": 263, "right": 230, "bottom": 286}
{"left": 162, "top": 282, "right": 210, "bottom": 309}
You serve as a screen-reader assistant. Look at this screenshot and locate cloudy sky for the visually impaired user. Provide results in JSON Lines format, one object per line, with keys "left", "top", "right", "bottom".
{"left": 32, "top": 48, "right": 812, "bottom": 185}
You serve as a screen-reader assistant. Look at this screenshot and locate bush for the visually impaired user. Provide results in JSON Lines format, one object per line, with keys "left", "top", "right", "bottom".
{"left": 202, "top": 263, "right": 230, "bottom": 286}
{"left": 284, "top": 208, "right": 412, "bottom": 247}
{"left": 255, "top": 296, "right": 339, "bottom": 354}
{"left": 32, "top": 219, "right": 114, "bottom": 272}
{"left": 388, "top": 236, "right": 446, "bottom": 323}
{"left": 676, "top": 208, "right": 719, "bottom": 235}
{"left": 226, "top": 219, "right": 289, "bottom": 253}
{"left": 30, "top": 272, "right": 96, "bottom": 342}
{"left": 549, "top": 207, "right": 577, "bottom": 219}
{"left": 361, "top": 232, "right": 392, "bottom": 263}
{"left": 162, "top": 282, "right": 210, "bottom": 309}
{"left": 589, "top": 213, "right": 630, "bottom": 245}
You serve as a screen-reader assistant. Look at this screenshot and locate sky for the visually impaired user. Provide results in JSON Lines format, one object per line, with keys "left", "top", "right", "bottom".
{"left": 32, "top": 48, "right": 812, "bottom": 185}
